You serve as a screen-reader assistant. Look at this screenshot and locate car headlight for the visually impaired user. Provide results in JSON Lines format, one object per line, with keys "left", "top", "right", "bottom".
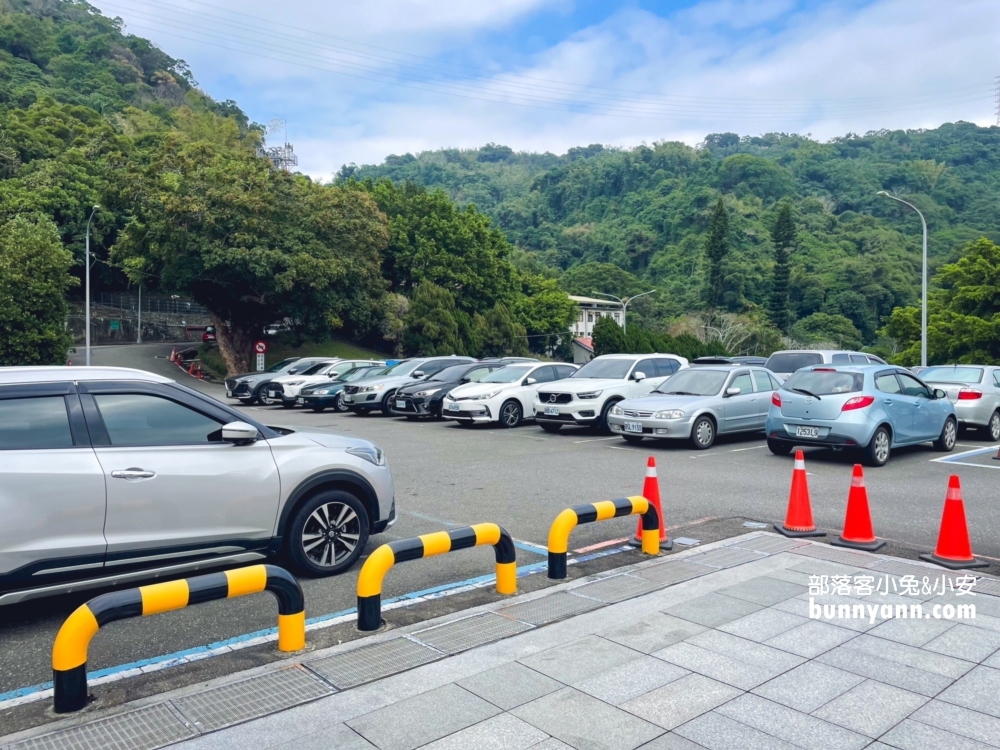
{"left": 577, "top": 390, "right": 602, "bottom": 399}
{"left": 346, "top": 445, "right": 385, "bottom": 466}
{"left": 414, "top": 388, "right": 441, "bottom": 397}
{"left": 474, "top": 390, "right": 502, "bottom": 400}
{"left": 285, "top": 381, "right": 302, "bottom": 387}
{"left": 314, "top": 387, "right": 337, "bottom": 395}
{"left": 360, "top": 384, "right": 385, "bottom": 392}
{"left": 655, "top": 410, "right": 685, "bottom": 419}
{"left": 611, "top": 405, "right": 624, "bottom": 416}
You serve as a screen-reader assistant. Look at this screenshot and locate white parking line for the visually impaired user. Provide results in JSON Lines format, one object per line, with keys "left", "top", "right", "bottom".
{"left": 606, "top": 445, "right": 642, "bottom": 452}
{"left": 573, "top": 437, "right": 621, "bottom": 444}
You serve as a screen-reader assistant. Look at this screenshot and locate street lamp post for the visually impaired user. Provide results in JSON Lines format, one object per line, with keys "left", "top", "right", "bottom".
{"left": 591, "top": 290, "right": 657, "bottom": 336}
{"left": 877, "top": 191, "right": 928, "bottom": 367}
{"left": 84, "top": 205, "right": 99, "bottom": 366}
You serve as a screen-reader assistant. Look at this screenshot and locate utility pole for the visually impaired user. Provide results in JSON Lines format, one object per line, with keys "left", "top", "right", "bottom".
{"left": 136, "top": 285, "right": 142, "bottom": 344}
{"left": 591, "top": 290, "right": 657, "bottom": 337}
{"left": 85, "top": 205, "right": 99, "bottom": 366}
{"left": 877, "top": 192, "right": 928, "bottom": 367}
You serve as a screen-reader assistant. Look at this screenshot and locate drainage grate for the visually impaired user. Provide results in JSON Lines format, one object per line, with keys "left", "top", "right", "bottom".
{"left": 497, "top": 592, "right": 602, "bottom": 626}
{"left": 307, "top": 638, "right": 442, "bottom": 689}
{"left": 868, "top": 559, "right": 977, "bottom": 583}
{"left": 411, "top": 613, "right": 532, "bottom": 654}
{"left": 791, "top": 544, "right": 877, "bottom": 567}
{"left": 972, "top": 577, "right": 1000, "bottom": 597}
{"left": 733, "top": 535, "right": 809, "bottom": 554}
{"left": 636, "top": 560, "right": 715, "bottom": 585}
{"left": 568, "top": 574, "right": 664, "bottom": 603}
{"left": 687, "top": 547, "right": 768, "bottom": 569}
{"left": 172, "top": 666, "right": 332, "bottom": 732}
{"left": 6, "top": 704, "right": 193, "bottom": 750}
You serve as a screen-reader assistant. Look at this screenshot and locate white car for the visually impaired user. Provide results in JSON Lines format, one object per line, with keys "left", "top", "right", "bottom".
{"left": 532, "top": 353, "right": 689, "bottom": 433}
{"left": 266, "top": 359, "right": 386, "bottom": 407}
{"left": 442, "top": 362, "right": 579, "bottom": 427}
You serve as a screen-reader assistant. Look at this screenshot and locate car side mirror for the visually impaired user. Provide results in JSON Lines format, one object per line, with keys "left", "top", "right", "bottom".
{"left": 633, "top": 371, "right": 646, "bottom": 381}
{"left": 726, "top": 387, "right": 742, "bottom": 397}
{"left": 525, "top": 377, "right": 537, "bottom": 385}
{"left": 413, "top": 370, "right": 425, "bottom": 379}
{"left": 934, "top": 388, "right": 946, "bottom": 400}
{"left": 222, "top": 421, "right": 259, "bottom": 445}
{"left": 327, "top": 371, "right": 340, "bottom": 379}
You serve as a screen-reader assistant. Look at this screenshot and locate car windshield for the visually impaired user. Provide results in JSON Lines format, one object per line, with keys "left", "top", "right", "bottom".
{"left": 782, "top": 370, "right": 864, "bottom": 395}
{"left": 480, "top": 365, "right": 533, "bottom": 383}
{"left": 920, "top": 366, "right": 984, "bottom": 384}
{"left": 340, "top": 367, "right": 377, "bottom": 382}
{"left": 765, "top": 352, "right": 824, "bottom": 373}
{"left": 572, "top": 358, "right": 635, "bottom": 379}
{"left": 380, "top": 360, "right": 421, "bottom": 377}
{"left": 654, "top": 370, "right": 728, "bottom": 396}
{"left": 432, "top": 365, "right": 473, "bottom": 382}
{"left": 301, "top": 362, "right": 334, "bottom": 375}
{"left": 266, "top": 358, "right": 298, "bottom": 373}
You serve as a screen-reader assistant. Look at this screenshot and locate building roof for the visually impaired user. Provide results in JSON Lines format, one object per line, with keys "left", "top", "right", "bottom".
{"left": 568, "top": 295, "right": 622, "bottom": 306}
{"left": 573, "top": 337, "right": 594, "bottom": 351}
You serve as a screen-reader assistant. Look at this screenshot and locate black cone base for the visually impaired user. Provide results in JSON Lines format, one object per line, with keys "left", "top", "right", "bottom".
{"left": 831, "top": 536, "right": 886, "bottom": 552}
{"left": 775, "top": 524, "right": 826, "bottom": 538}
{"left": 919, "top": 553, "right": 989, "bottom": 570}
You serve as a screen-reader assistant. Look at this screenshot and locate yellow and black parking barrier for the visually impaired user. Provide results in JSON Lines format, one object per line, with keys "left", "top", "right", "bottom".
{"left": 548, "top": 496, "right": 660, "bottom": 579}
{"left": 52, "top": 564, "right": 304, "bottom": 713}
{"left": 357, "top": 523, "right": 516, "bottom": 631}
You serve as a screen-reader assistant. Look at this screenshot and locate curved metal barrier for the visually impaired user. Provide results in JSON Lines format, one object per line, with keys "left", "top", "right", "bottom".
{"left": 548, "top": 496, "right": 660, "bottom": 579}
{"left": 357, "top": 523, "right": 516, "bottom": 631}
{"left": 52, "top": 564, "right": 305, "bottom": 713}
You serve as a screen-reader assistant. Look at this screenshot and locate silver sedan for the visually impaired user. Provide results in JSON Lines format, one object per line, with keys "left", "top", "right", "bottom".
{"left": 920, "top": 365, "right": 1000, "bottom": 440}
{"left": 606, "top": 365, "right": 781, "bottom": 449}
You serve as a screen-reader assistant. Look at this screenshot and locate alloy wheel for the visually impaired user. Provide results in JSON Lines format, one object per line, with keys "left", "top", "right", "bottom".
{"left": 300, "top": 502, "right": 361, "bottom": 568}
{"left": 943, "top": 420, "right": 957, "bottom": 450}
{"left": 502, "top": 402, "right": 520, "bottom": 427}
{"left": 874, "top": 430, "right": 890, "bottom": 464}
{"left": 990, "top": 412, "right": 1000, "bottom": 441}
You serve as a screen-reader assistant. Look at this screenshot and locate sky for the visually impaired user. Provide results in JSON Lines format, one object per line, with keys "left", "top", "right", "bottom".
{"left": 90, "top": 0, "right": 999, "bottom": 181}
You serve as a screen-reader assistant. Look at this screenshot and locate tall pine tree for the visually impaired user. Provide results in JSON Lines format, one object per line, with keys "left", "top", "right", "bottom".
{"left": 769, "top": 202, "right": 795, "bottom": 331}
{"left": 703, "top": 197, "right": 730, "bottom": 308}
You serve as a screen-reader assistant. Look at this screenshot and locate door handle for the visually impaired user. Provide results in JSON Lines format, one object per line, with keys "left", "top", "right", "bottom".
{"left": 111, "top": 468, "right": 156, "bottom": 480}
{"left": 884, "top": 400, "right": 893, "bottom": 405}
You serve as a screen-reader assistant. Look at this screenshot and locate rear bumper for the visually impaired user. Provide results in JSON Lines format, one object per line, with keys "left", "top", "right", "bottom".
{"left": 953, "top": 400, "right": 995, "bottom": 427}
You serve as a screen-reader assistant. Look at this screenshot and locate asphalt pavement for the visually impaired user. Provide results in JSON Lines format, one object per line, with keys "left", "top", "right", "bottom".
{"left": 2, "top": 343, "right": 999, "bottom": 731}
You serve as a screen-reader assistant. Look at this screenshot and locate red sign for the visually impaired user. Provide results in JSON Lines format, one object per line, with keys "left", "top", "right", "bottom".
{"left": 254, "top": 340, "right": 268, "bottom": 354}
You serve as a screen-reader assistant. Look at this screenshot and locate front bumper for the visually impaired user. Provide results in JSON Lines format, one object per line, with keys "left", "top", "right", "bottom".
{"left": 298, "top": 393, "right": 340, "bottom": 409}
{"left": 390, "top": 395, "right": 437, "bottom": 417}
{"left": 607, "top": 414, "right": 694, "bottom": 438}
{"left": 532, "top": 401, "right": 599, "bottom": 425}
{"left": 343, "top": 391, "right": 382, "bottom": 407}
{"left": 442, "top": 400, "right": 494, "bottom": 423}
{"left": 227, "top": 381, "right": 254, "bottom": 399}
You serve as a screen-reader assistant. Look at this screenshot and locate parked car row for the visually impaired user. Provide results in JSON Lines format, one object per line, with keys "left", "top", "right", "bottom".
{"left": 225, "top": 351, "right": 1000, "bottom": 467}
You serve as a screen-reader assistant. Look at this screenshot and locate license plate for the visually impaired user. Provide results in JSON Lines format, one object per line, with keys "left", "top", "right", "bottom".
{"left": 795, "top": 426, "right": 820, "bottom": 438}
{"left": 624, "top": 422, "right": 643, "bottom": 433}
{"left": 269, "top": 390, "right": 279, "bottom": 398}
{"left": 226, "top": 391, "right": 232, "bottom": 398}
{"left": 296, "top": 397, "right": 303, "bottom": 404}
{"left": 395, "top": 400, "right": 406, "bottom": 409}
{"left": 448, "top": 403, "right": 461, "bottom": 412}
{"left": 544, "top": 406, "right": 560, "bottom": 416}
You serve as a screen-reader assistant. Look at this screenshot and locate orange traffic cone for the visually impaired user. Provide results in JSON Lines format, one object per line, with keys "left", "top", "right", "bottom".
{"left": 993, "top": 445, "right": 1000, "bottom": 461}
{"left": 169, "top": 347, "right": 177, "bottom": 362}
{"left": 629, "top": 457, "right": 672, "bottom": 550}
{"left": 775, "top": 451, "right": 826, "bottom": 538}
{"left": 831, "top": 465, "right": 884, "bottom": 551}
{"left": 195, "top": 363, "right": 203, "bottom": 379}
{"left": 188, "top": 360, "right": 195, "bottom": 375}
{"left": 920, "top": 475, "right": 988, "bottom": 569}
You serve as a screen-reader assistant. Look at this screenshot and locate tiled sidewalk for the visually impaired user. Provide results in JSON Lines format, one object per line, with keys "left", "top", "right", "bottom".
{"left": 5, "top": 533, "right": 1000, "bottom": 750}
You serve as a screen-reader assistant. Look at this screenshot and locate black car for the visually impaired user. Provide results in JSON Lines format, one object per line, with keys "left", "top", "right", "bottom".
{"left": 391, "top": 362, "right": 505, "bottom": 419}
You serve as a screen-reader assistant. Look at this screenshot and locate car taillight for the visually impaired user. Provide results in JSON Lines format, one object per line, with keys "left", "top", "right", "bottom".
{"left": 842, "top": 395, "right": 875, "bottom": 412}
{"left": 771, "top": 392, "right": 781, "bottom": 407}
{"left": 958, "top": 389, "right": 982, "bottom": 400}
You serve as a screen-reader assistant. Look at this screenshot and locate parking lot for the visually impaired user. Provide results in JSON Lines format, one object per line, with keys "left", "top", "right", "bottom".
{"left": 3, "top": 343, "right": 1000, "bottom": 728}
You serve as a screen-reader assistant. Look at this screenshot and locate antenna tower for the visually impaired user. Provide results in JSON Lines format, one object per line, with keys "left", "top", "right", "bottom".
{"left": 257, "top": 118, "right": 298, "bottom": 171}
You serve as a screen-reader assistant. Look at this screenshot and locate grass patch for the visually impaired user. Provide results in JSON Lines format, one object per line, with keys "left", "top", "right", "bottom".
{"left": 199, "top": 335, "right": 387, "bottom": 377}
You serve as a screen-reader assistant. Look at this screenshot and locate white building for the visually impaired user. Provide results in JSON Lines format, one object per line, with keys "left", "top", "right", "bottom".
{"left": 568, "top": 295, "right": 625, "bottom": 363}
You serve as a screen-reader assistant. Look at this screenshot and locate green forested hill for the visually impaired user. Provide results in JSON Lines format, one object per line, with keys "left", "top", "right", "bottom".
{"left": 344, "top": 125, "right": 1000, "bottom": 346}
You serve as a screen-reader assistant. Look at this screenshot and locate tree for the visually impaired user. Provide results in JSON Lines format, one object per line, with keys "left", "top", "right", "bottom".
{"left": 380, "top": 293, "right": 409, "bottom": 357}
{"left": 402, "top": 282, "right": 466, "bottom": 356}
{"left": 592, "top": 316, "right": 625, "bottom": 355}
{"left": 112, "top": 138, "right": 388, "bottom": 374}
{"left": 511, "top": 273, "right": 576, "bottom": 355}
{"left": 703, "top": 197, "right": 729, "bottom": 308}
{"left": 790, "top": 313, "right": 863, "bottom": 350}
{"left": 473, "top": 303, "right": 529, "bottom": 357}
{"left": 0, "top": 215, "right": 76, "bottom": 365}
{"left": 769, "top": 202, "right": 794, "bottom": 331}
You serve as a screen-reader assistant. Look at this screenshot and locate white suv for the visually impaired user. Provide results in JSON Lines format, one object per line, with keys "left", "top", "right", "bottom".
{"left": 532, "top": 353, "right": 688, "bottom": 433}
{"left": 0, "top": 367, "right": 396, "bottom": 606}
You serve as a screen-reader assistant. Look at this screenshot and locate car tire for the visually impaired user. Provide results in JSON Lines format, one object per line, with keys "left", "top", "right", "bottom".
{"left": 767, "top": 438, "right": 793, "bottom": 456}
{"left": 239, "top": 397, "right": 255, "bottom": 406}
{"left": 252, "top": 385, "right": 268, "bottom": 405}
{"left": 863, "top": 425, "right": 892, "bottom": 467}
{"left": 380, "top": 391, "right": 397, "bottom": 416}
{"left": 987, "top": 411, "right": 1000, "bottom": 442}
{"left": 689, "top": 416, "right": 716, "bottom": 450}
{"left": 539, "top": 423, "right": 562, "bottom": 433}
{"left": 286, "top": 490, "right": 369, "bottom": 576}
{"left": 623, "top": 435, "right": 644, "bottom": 445}
{"left": 596, "top": 400, "right": 619, "bottom": 434}
{"left": 333, "top": 393, "right": 349, "bottom": 413}
{"left": 500, "top": 399, "right": 522, "bottom": 428}
{"left": 311, "top": 406, "right": 326, "bottom": 413}
{"left": 934, "top": 417, "right": 957, "bottom": 452}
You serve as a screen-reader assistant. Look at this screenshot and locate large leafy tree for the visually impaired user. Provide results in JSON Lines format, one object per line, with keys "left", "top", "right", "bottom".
{"left": 473, "top": 303, "right": 529, "bottom": 357}
{"left": 402, "top": 281, "right": 467, "bottom": 356}
{"left": 592, "top": 316, "right": 625, "bottom": 355}
{"left": 0, "top": 214, "right": 76, "bottom": 365}
{"left": 112, "top": 136, "right": 388, "bottom": 374}
{"left": 769, "top": 202, "right": 795, "bottom": 331}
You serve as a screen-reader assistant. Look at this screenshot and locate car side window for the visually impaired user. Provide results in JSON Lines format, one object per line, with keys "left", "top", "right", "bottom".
{"left": 897, "top": 373, "right": 931, "bottom": 399}
{"left": 633, "top": 359, "right": 656, "bottom": 380}
{"left": 530, "top": 366, "right": 556, "bottom": 384}
{"left": 850, "top": 354, "right": 868, "bottom": 363}
{"left": 94, "top": 394, "right": 223, "bottom": 446}
{"left": 0, "top": 396, "right": 75, "bottom": 450}
{"left": 832, "top": 353, "right": 850, "bottom": 363}
{"left": 556, "top": 366, "right": 576, "bottom": 380}
{"left": 729, "top": 372, "right": 754, "bottom": 394}
{"left": 464, "top": 367, "right": 492, "bottom": 382}
{"left": 752, "top": 371, "right": 773, "bottom": 392}
{"left": 768, "top": 374, "right": 783, "bottom": 390}
{"left": 994, "top": 370, "right": 1000, "bottom": 388}
{"left": 875, "top": 373, "right": 902, "bottom": 394}
{"left": 868, "top": 355, "right": 886, "bottom": 364}
{"left": 653, "top": 358, "right": 680, "bottom": 377}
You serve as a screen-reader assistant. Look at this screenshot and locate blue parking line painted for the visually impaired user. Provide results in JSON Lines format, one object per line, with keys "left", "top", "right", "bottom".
{"left": 933, "top": 445, "right": 999, "bottom": 463}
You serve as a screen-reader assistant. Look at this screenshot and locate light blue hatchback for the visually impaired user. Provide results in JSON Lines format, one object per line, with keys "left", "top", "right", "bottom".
{"left": 765, "top": 365, "right": 957, "bottom": 466}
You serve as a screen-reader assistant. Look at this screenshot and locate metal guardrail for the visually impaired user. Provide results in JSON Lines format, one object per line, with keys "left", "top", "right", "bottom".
{"left": 548, "top": 496, "right": 660, "bottom": 579}
{"left": 357, "top": 524, "right": 516, "bottom": 631}
{"left": 52, "top": 565, "right": 305, "bottom": 713}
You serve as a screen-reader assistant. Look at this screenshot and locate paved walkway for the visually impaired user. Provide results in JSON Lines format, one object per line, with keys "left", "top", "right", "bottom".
{"left": 5, "top": 533, "right": 1000, "bottom": 750}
